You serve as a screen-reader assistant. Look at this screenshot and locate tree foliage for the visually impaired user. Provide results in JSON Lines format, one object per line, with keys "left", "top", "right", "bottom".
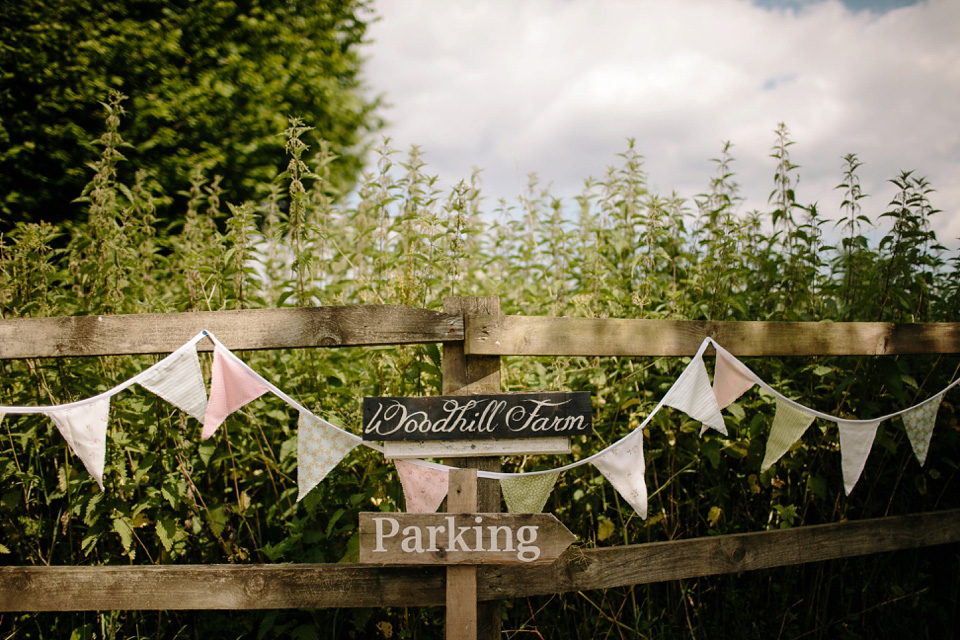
{"left": 0, "top": 0, "right": 379, "bottom": 230}
{"left": 0, "top": 111, "right": 958, "bottom": 638}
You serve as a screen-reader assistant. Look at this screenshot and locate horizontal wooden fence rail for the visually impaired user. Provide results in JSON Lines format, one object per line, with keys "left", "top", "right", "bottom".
{"left": 2, "top": 509, "right": 958, "bottom": 612}
{"left": 466, "top": 315, "right": 960, "bottom": 357}
{"left": 3, "top": 309, "right": 960, "bottom": 359}
{"left": 0, "top": 305, "right": 463, "bottom": 359}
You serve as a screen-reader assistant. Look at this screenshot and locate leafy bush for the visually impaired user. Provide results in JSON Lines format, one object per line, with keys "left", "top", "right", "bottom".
{"left": 0, "top": 107, "right": 958, "bottom": 638}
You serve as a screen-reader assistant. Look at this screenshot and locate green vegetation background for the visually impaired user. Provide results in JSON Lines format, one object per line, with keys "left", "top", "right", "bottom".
{"left": 1, "top": 14, "right": 959, "bottom": 637}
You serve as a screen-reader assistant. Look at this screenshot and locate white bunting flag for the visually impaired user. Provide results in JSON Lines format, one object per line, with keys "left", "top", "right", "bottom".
{"left": 49, "top": 397, "right": 111, "bottom": 490}
{"left": 712, "top": 349, "right": 757, "bottom": 410}
{"left": 297, "top": 412, "right": 359, "bottom": 502}
{"left": 500, "top": 472, "right": 560, "bottom": 514}
{"left": 202, "top": 345, "right": 269, "bottom": 439}
{"left": 591, "top": 430, "right": 647, "bottom": 519}
{"left": 663, "top": 354, "right": 727, "bottom": 435}
{"left": 761, "top": 400, "right": 817, "bottom": 472}
{"left": 902, "top": 394, "right": 943, "bottom": 466}
{"left": 837, "top": 419, "right": 882, "bottom": 494}
{"left": 395, "top": 460, "right": 449, "bottom": 513}
{"left": 137, "top": 343, "right": 208, "bottom": 421}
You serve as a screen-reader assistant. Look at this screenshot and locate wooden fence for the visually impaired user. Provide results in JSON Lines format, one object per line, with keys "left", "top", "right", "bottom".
{"left": 2, "top": 301, "right": 959, "bottom": 634}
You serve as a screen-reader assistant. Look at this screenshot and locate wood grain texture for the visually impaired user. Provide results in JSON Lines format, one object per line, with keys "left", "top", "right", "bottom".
{"left": 383, "top": 438, "right": 571, "bottom": 459}
{"left": 442, "top": 298, "right": 502, "bottom": 640}
{"left": 446, "top": 469, "right": 478, "bottom": 640}
{"left": 0, "top": 306, "right": 463, "bottom": 359}
{"left": 466, "top": 315, "right": 960, "bottom": 356}
{"left": 2, "top": 510, "right": 956, "bottom": 612}
{"left": 0, "top": 564, "right": 446, "bottom": 611}
{"left": 475, "top": 508, "right": 960, "bottom": 600}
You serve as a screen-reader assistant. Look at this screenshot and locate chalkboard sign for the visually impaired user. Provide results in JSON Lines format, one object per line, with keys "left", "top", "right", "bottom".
{"left": 362, "top": 391, "right": 591, "bottom": 441}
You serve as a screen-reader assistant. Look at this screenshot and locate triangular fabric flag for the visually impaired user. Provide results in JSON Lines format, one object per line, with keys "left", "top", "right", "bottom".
{"left": 138, "top": 343, "right": 207, "bottom": 422}
{"left": 202, "top": 345, "right": 269, "bottom": 439}
{"left": 761, "top": 399, "right": 817, "bottom": 471}
{"left": 902, "top": 394, "right": 943, "bottom": 466}
{"left": 712, "top": 349, "right": 757, "bottom": 410}
{"left": 592, "top": 430, "right": 647, "bottom": 519}
{"left": 49, "top": 397, "right": 111, "bottom": 490}
{"left": 297, "top": 411, "right": 359, "bottom": 501}
{"left": 500, "top": 471, "right": 560, "bottom": 514}
{"left": 837, "top": 419, "right": 882, "bottom": 495}
{"left": 663, "top": 355, "right": 727, "bottom": 435}
{"left": 395, "top": 460, "right": 449, "bottom": 513}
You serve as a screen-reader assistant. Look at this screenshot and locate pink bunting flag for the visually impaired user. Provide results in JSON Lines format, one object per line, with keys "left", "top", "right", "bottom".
{"left": 712, "top": 349, "right": 757, "bottom": 410}
{"left": 49, "top": 397, "right": 111, "bottom": 490}
{"left": 836, "top": 418, "right": 882, "bottom": 495}
{"left": 663, "top": 354, "right": 727, "bottom": 435}
{"left": 395, "top": 459, "right": 449, "bottom": 513}
{"left": 591, "top": 430, "right": 647, "bottom": 519}
{"left": 297, "top": 412, "right": 359, "bottom": 501}
{"left": 138, "top": 343, "right": 208, "bottom": 422}
{"left": 902, "top": 394, "right": 943, "bottom": 466}
{"left": 202, "top": 345, "right": 269, "bottom": 439}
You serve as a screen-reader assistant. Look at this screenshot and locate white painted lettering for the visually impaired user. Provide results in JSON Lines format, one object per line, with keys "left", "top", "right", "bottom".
{"left": 373, "top": 516, "right": 399, "bottom": 552}
{"left": 516, "top": 525, "right": 540, "bottom": 562}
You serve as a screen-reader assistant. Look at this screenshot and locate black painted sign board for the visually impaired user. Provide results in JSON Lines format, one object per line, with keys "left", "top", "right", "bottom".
{"left": 362, "top": 391, "right": 592, "bottom": 441}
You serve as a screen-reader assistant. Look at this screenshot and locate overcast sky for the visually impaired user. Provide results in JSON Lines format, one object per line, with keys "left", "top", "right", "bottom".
{"left": 363, "top": 0, "right": 959, "bottom": 246}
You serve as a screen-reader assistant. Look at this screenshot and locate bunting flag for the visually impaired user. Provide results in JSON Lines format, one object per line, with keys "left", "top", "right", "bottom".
{"left": 837, "top": 419, "right": 882, "bottom": 494}
{"left": 297, "top": 411, "right": 359, "bottom": 502}
{"left": 761, "top": 400, "right": 817, "bottom": 471}
{"left": 712, "top": 349, "right": 757, "bottom": 410}
{"left": 49, "top": 397, "right": 111, "bottom": 489}
{"left": 500, "top": 471, "right": 560, "bottom": 514}
{"left": 902, "top": 394, "right": 943, "bottom": 466}
{"left": 592, "top": 430, "right": 647, "bottom": 519}
{"left": 395, "top": 459, "right": 449, "bottom": 513}
{"left": 202, "top": 345, "right": 269, "bottom": 439}
{"left": 137, "top": 343, "right": 208, "bottom": 422}
{"left": 663, "top": 354, "right": 727, "bottom": 435}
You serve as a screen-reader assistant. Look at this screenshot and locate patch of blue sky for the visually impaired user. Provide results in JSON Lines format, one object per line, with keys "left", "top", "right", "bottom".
{"left": 753, "top": 0, "right": 920, "bottom": 14}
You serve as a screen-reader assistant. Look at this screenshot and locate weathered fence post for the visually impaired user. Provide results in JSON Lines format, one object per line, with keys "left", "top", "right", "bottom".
{"left": 442, "top": 296, "right": 501, "bottom": 640}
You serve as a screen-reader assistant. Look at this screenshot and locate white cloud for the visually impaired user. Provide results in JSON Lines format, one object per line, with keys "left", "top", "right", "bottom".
{"left": 363, "top": 0, "right": 960, "bottom": 243}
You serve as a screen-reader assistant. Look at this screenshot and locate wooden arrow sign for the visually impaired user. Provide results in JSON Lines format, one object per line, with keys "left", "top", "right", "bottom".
{"left": 359, "top": 512, "right": 576, "bottom": 565}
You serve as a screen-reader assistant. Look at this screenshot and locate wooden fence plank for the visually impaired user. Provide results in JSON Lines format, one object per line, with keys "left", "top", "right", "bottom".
{"left": 0, "top": 565, "right": 445, "bottom": 612}
{"left": 0, "top": 306, "right": 463, "bottom": 359}
{"left": 465, "top": 316, "right": 960, "bottom": 357}
{"left": 475, "top": 508, "right": 960, "bottom": 600}
{"left": 3, "top": 509, "right": 957, "bottom": 612}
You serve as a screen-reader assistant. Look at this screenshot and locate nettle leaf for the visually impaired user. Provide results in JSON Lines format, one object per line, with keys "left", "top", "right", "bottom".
{"left": 113, "top": 518, "right": 134, "bottom": 552}
{"left": 156, "top": 518, "right": 177, "bottom": 552}
{"left": 84, "top": 493, "right": 105, "bottom": 526}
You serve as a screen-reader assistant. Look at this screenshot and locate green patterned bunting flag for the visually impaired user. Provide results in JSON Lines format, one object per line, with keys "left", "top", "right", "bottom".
{"left": 500, "top": 472, "right": 560, "bottom": 514}
{"left": 761, "top": 399, "right": 816, "bottom": 471}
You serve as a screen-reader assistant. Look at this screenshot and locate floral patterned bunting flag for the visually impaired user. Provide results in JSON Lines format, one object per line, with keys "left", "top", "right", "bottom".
{"left": 49, "top": 397, "right": 111, "bottom": 490}
{"left": 591, "top": 430, "right": 647, "bottom": 519}
{"left": 902, "top": 394, "right": 943, "bottom": 466}
{"left": 395, "top": 459, "right": 449, "bottom": 513}
{"left": 297, "top": 411, "right": 359, "bottom": 502}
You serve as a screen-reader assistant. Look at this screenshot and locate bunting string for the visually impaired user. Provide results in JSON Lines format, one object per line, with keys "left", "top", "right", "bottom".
{"left": 0, "top": 332, "right": 956, "bottom": 516}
